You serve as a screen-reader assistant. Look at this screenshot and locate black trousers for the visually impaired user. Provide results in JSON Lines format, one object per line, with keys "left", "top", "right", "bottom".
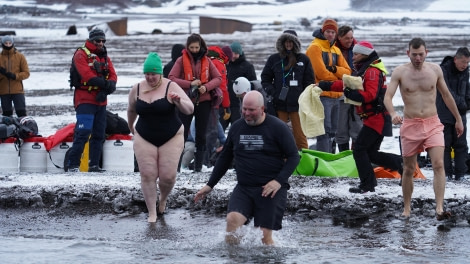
{"left": 353, "top": 125, "right": 402, "bottom": 191}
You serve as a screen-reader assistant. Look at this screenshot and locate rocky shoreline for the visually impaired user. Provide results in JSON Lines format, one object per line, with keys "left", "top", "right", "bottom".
{"left": 2, "top": 171, "right": 470, "bottom": 225}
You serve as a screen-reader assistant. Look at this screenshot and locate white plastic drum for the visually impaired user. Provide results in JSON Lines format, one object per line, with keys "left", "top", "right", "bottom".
{"left": 20, "top": 137, "right": 47, "bottom": 173}
{"left": 102, "top": 134, "right": 134, "bottom": 172}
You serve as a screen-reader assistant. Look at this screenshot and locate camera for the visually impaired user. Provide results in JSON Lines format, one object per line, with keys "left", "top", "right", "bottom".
{"left": 278, "top": 85, "right": 289, "bottom": 101}
{"left": 189, "top": 85, "right": 199, "bottom": 99}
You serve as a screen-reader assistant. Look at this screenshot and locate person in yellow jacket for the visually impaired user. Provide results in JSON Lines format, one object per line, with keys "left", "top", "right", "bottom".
{"left": 306, "top": 18, "right": 351, "bottom": 153}
{"left": 0, "top": 36, "right": 30, "bottom": 117}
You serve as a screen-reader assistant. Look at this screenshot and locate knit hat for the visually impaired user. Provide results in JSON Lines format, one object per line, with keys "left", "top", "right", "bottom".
{"left": 230, "top": 41, "right": 243, "bottom": 55}
{"left": 221, "top": 46, "right": 233, "bottom": 61}
{"left": 353, "top": 41, "right": 375, "bottom": 56}
{"left": 143, "top": 52, "right": 163, "bottom": 74}
{"left": 1, "top": 36, "right": 13, "bottom": 45}
{"left": 283, "top": 29, "right": 297, "bottom": 37}
{"left": 89, "top": 28, "right": 106, "bottom": 41}
{"left": 322, "top": 18, "right": 338, "bottom": 34}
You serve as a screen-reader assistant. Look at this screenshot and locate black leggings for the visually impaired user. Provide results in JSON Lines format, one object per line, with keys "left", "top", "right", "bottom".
{"left": 179, "top": 100, "right": 211, "bottom": 151}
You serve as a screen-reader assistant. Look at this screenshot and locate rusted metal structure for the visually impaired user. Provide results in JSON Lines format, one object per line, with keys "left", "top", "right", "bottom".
{"left": 199, "top": 16, "right": 252, "bottom": 34}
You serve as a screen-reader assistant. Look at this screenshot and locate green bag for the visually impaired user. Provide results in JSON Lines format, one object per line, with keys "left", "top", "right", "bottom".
{"left": 294, "top": 148, "right": 358, "bottom": 177}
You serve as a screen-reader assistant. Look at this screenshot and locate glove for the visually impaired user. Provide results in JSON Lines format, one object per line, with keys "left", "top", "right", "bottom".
{"left": 0, "top": 67, "right": 6, "bottom": 75}
{"left": 326, "top": 65, "right": 337, "bottom": 73}
{"left": 96, "top": 90, "right": 107, "bottom": 102}
{"left": 343, "top": 87, "right": 364, "bottom": 102}
{"left": 318, "top": 81, "right": 332, "bottom": 91}
{"left": 5, "top": 72, "right": 16, "bottom": 80}
{"left": 223, "top": 107, "right": 231, "bottom": 120}
{"left": 106, "top": 81, "right": 116, "bottom": 94}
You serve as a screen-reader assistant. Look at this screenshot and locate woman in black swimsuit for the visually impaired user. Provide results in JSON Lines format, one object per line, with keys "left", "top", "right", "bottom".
{"left": 127, "top": 52, "right": 194, "bottom": 223}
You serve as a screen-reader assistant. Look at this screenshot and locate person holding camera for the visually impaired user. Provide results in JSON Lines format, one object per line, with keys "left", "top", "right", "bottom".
{"left": 169, "top": 33, "right": 222, "bottom": 172}
{"left": 261, "top": 30, "right": 314, "bottom": 150}
{"left": 65, "top": 28, "right": 117, "bottom": 172}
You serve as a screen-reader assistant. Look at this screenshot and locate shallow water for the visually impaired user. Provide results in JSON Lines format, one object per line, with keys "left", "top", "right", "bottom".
{"left": 1, "top": 209, "right": 469, "bottom": 264}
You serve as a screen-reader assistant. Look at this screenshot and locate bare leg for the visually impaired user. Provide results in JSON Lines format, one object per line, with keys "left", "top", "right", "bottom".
{"left": 225, "top": 212, "right": 247, "bottom": 245}
{"left": 427, "top": 146, "right": 446, "bottom": 215}
{"left": 401, "top": 155, "right": 416, "bottom": 217}
{"left": 156, "top": 129, "right": 184, "bottom": 214}
{"left": 260, "top": 228, "right": 274, "bottom": 245}
{"left": 134, "top": 132, "right": 159, "bottom": 222}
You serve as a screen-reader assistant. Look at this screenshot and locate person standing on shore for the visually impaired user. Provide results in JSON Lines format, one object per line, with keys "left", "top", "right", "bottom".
{"left": 384, "top": 37, "right": 463, "bottom": 220}
{"left": 128, "top": 52, "right": 194, "bottom": 223}
{"left": 194, "top": 91, "right": 299, "bottom": 245}
{"left": 0, "top": 35, "right": 30, "bottom": 117}
{"left": 437, "top": 47, "right": 470, "bottom": 181}
{"left": 65, "top": 29, "right": 117, "bottom": 173}
{"left": 169, "top": 33, "right": 222, "bottom": 172}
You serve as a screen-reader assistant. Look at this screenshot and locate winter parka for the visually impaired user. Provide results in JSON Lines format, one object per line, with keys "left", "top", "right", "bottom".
{"left": 437, "top": 55, "right": 470, "bottom": 124}
{"left": 226, "top": 54, "right": 257, "bottom": 109}
{"left": 72, "top": 40, "right": 117, "bottom": 108}
{"left": 261, "top": 32, "right": 315, "bottom": 112}
{"left": 306, "top": 29, "right": 351, "bottom": 98}
{"left": 0, "top": 47, "right": 30, "bottom": 95}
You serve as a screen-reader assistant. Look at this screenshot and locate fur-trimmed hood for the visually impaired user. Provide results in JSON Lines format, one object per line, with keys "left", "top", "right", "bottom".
{"left": 276, "top": 32, "right": 301, "bottom": 57}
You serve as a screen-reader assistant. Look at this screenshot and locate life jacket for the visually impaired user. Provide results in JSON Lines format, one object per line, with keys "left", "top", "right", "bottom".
{"left": 181, "top": 50, "right": 209, "bottom": 83}
{"left": 357, "top": 61, "right": 388, "bottom": 119}
{"left": 70, "top": 46, "right": 109, "bottom": 91}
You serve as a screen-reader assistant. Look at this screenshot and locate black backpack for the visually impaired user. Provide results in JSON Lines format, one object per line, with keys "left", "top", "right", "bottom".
{"left": 105, "top": 111, "right": 130, "bottom": 135}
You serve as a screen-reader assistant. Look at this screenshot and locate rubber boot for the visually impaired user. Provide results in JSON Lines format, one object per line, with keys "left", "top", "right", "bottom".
{"left": 338, "top": 143, "right": 349, "bottom": 152}
{"left": 194, "top": 149, "right": 204, "bottom": 172}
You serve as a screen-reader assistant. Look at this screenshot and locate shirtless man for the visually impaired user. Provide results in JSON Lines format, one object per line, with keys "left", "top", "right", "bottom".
{"left": 384, "top": 38, "right": 464, "bottom": 220}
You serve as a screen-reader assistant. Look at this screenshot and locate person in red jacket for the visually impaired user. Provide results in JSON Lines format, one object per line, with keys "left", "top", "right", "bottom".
{"left": 65, "top": 28, "right": 118, "bottom": 172}
{"left": 169, "top": 33, "right": 222, "bottom": 172}
{"left": 319, "top": 41, "right": 402, "bottom": 193}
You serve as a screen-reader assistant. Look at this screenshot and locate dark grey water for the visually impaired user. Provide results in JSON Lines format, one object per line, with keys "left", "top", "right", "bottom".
{"left": 1, "top": 208, "right": 469, "bottom": 264}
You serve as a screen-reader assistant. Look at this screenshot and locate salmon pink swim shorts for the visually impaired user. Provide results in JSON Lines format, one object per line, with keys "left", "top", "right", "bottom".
{"left": 400, "top": 115, "right": 444, "bottom": 157}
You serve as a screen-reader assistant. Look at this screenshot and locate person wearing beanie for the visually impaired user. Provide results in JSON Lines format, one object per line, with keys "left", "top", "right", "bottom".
{"left": 168, "top": 33, "right": 222, "bottom": 172}
{"left": 0, "top": 35, "right": 30, "bottom": 118}
{"left": 163, "top": 44, "right": 184, "bottom": 78}
{"left": 334, "top": 25, "right": 363, "bottom": 152}
{"left": 128, "top": 52, "right": 194, "bottom": 223}
{"left": 261, "top": 29, "right": 315, "bottom": 150}
{"left": 221, "top": 41, "right": 257, "bottom": 131}
{"left": 306, "top": 18, "right": 352, "bottom": 153}
{"left": 65, "top": 27, "right": 117, "bottom": 173}
{"left": 230, "top": 41, "right": 243, "bottom": 56}
{"left": 321, "top": 39, "right": 402, "bottom": 194}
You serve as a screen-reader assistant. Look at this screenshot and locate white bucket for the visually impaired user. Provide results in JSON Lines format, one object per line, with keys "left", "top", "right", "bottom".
{"left": 0, "top": 138, "right": 19, "bottom": 172}
{"left": 20, "top": 138, "right": 47, "bottom": 173}
{"left": 47, "top": 141, "right": 73, "bottom": 173}
{"left": 102, "top": 136, "right": 134, "bottom": 172}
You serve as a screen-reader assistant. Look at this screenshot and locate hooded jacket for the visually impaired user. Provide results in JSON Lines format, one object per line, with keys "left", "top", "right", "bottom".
{"left": 306, "top": 29, "right": 351, "bottom": 98}
{"left": 207, "top": 46, "right": 230, "bottom": 108}
{"left": 163, "top": 44, "right": 184, "bottom": 78}
{"left": 226, "top": 53, "right": 257, "bottom": 108}
{"left": 0, "top": 47, "right": 30, "bottom": 95}
{"left": 437, "top": 55, "right": 470, "bottom": 124}
{"left": 72, "top": 40, "right": 118, "bottom": 108}
{"left": 261, "top": 32, "right": 315, "bottom": 112}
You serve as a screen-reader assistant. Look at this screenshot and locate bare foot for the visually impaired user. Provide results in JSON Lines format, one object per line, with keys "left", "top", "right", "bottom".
{"left": 158, "top": 199, "right": 167, "bottom": 216}
{"left": 147, "top": 215, "right": 157, "bottom": 223}
{"left": 401, "top": 211, "right": 410, "bottom": 218}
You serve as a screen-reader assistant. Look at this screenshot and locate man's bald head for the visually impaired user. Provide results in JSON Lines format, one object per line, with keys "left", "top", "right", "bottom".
{"left": 242, "top": 91, "right": 266, "bottom": 126}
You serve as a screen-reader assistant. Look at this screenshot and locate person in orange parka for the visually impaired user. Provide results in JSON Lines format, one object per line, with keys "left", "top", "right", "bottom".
{"left": 306, "top": 18, "right": 351, "bottom": 153}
